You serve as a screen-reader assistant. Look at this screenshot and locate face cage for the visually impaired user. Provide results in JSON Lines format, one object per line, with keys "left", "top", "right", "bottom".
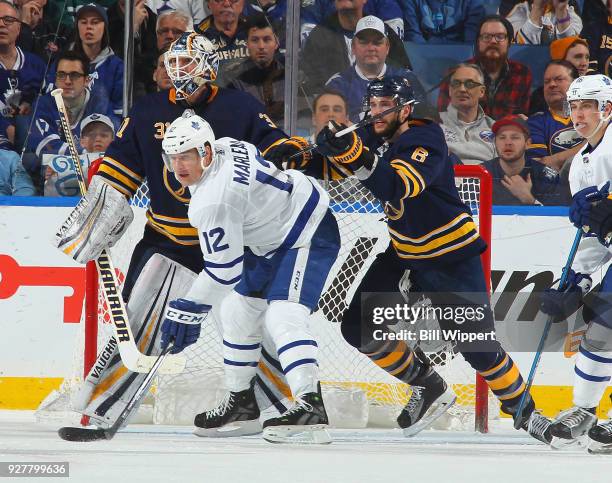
{"left": 164, "top": 51, "right": 218, "bottom": 98}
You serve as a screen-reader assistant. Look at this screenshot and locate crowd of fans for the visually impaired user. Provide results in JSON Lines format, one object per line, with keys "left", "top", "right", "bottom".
{"left": 0, "top": 0, "right": 610, "bottom": 207}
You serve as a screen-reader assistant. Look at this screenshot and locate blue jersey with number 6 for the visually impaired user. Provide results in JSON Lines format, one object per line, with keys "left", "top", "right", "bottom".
{"left": 184, "top": 137, "right": 330, "bottom": 308}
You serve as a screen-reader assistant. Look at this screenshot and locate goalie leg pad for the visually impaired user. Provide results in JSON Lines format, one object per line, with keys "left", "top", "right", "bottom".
{"left": 55, "top": 176, "right": 134, "bottom": 263}
{"left": 77, "top": 254, "right": 196, "bottom": 427}
{"left": 219, "top": 291, "right": 268, "bottom": 392}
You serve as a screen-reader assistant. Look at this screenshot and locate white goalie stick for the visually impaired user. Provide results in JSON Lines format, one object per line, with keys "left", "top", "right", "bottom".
{"left": 51, "top": 89, "right": 185, "bottom": 375}
{"left": 58, "top": 343, "right": 175, "bottom": 441}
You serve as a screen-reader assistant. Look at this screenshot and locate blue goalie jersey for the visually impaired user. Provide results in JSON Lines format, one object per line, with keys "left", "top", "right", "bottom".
{"left": 361, "top": 120, "right": 486, "bottom": 268}
{"left": 97, "top": 87, "right": 288, "bottom": 248}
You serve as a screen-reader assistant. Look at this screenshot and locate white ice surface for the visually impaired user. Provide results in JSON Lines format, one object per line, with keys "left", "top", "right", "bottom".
{"left": 1, "top": 411, "right": 608, "bottom": 483}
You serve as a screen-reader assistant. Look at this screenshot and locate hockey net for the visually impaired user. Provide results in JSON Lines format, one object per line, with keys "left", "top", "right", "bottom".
{"left": 38, "top": 165, "right": 494, "bottom": 431}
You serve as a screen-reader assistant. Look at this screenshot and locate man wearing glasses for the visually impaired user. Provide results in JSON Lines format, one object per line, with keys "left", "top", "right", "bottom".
{"left": 440, "top": 63, "right": 495, "bottom": 165}
{"left": 27, "top": 50, "right": 119, "bottom": 159}
{"left": 196, "top": 0, "right": 249, "bottom": 74}
{"left": 0, "top": 0, "right": 45, "bottom": 118}
{"left": 437, "top": 15, "right": 532, "bottom": 119}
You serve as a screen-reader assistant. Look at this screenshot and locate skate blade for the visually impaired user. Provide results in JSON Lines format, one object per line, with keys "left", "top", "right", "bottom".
{"left": 403, "top": 393, "right": 457, "bottom": 437}
{"left": 193, "top": 419, "right": 262, "bottom": 438}
{"left": 263, "top": 424, "right": 332, "bottom": 445}
{"left": 587, "top": 439, "right": 612, "bottom": 455}
{"left": 550, "top": 434, "right": 587, "bottom": 450}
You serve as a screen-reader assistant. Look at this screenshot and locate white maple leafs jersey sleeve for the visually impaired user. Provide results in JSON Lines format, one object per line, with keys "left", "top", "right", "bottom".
{"left": 568, "top": 126, "right": 612, "bottom": 274}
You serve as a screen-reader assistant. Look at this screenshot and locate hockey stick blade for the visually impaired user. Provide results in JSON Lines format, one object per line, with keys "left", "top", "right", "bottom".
{"left": 58, "top": 426, "right": 110, "bottom": 442}
{"left": 58, "top": 344, "right": 174, "bottom": 442}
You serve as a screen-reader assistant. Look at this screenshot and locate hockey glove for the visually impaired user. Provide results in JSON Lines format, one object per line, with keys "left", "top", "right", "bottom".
{"left": 569, "top": 182, "right": 610, "bottom": 232}
{"left": 586, "top": 197, "right": 612, "bottom": 246}
{"left": 315, "top": 121, "right": 375, "bottom": 170}
{"left": 265, "top": 136, "right": 312, "bottom": 169}
{"left": 539, "top": 269, "right": 592, "bottom": 322}
{"left": 161, "top": 299, "right": 210, "bottom": 354}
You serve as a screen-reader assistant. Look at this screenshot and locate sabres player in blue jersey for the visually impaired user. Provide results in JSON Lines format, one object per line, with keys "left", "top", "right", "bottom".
{"left": 315, "top": 75, "right": 552, "bottom": 441}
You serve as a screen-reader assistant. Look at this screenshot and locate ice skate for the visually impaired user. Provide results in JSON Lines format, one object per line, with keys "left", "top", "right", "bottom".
{"left": 263, "top": 384, "right": 331, "bottom": 444}
{"left": 549, "top": 406, "right": 597, "bottom": 449}
{"left": 588, "top": 419, "right": 612, "bottom": 454}
{"left": 193, "top": 383, "right": 262, "bottom": 437}
{"left": 398, "top": 369, "right": 456, "bottom": 437}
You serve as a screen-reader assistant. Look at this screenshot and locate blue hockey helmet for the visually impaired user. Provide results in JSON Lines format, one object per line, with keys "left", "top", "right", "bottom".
{"left": 363, "top": 75, "right": 417, "bottom": 112}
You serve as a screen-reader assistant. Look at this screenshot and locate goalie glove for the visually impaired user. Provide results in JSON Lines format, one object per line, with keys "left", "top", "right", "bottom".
{"left": 161, "top": 298, "right": 211, "bottom": 354}
{"left": 315, "top": 121, "right": 375, "bottom": 171}
{"left": 265, "top": 136, "right": 312, "bottom": 169}
{"left": 540, "top": 269, "right": 592, "bottom": 322}
{"left": 55, "top": 176, "right": 133, "bottom": 263}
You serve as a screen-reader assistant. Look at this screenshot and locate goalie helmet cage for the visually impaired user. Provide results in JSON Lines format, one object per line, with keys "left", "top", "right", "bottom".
{"left": 82, "top": 165, "right": 493, "bottom": 433}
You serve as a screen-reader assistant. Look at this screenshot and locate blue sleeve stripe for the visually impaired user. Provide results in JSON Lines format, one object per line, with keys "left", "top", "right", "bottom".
{"left": 575, "top": 366, "right": 612, "bottom": 383}
{"left": 202, "top": 266, "right": 242, "bottom": 285}
{"left": 223, "top": 339, "right": 261, "bottom": 350}
{"left": 223, "top": 358, "right": 259, "bottom": 367}
{"left": 205, "top": 255, "right": 244, "bottom": 269}
{"left": 283, "top": 358, "right": 318, "bottom": 374}
{"left": 277, "top": 340, "right": 318, "bottom": 355}
{"left": 579, "top": 345, "right": 612, "bottom": 364}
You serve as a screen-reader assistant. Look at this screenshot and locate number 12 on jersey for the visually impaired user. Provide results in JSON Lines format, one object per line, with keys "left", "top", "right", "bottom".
{"left": 202, "top": 227, "right": 229, "bottom": 254}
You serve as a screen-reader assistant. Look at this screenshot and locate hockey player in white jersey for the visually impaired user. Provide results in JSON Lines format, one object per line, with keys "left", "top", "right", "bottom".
{"left": 159, "top": 110, "right": 341, "bottom": 444}
{"left": 540, "top": 74, "right": 612, "bottom": 452}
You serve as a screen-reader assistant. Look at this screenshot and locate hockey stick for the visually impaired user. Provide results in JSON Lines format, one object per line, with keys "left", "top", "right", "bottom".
{"left": 512, "top": 229, "right": 583, "bottom": 429}
{"left": 287, "top": 101, "right": 415, "bottom": 160}
{"left": 51, "top": 89, "right": 184, "bottom": 375}
{"left": 58, "top": 343, "right": 174, "bottom": 441}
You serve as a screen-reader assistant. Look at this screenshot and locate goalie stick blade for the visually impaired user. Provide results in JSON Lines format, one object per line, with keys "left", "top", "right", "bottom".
{"left": 58, "top": 426, "right": 111, "bottom": 442}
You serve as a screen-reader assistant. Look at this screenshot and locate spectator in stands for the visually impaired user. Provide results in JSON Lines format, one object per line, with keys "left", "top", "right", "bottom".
{"left": 78, "top": 113, "right": 114, "bottom": 154}
{"left": 16, "top": 0, "right": 72, "bottom": 63}
{"left": 225, "top": 15, "right": 284, "bottom": 124}
{"left": 44, "top": 112, "right": 115, "bottom": 188}
{"left": 0, "top": 0, "right": 45, "bottom": 118}
{"left": 526, "top": 60, "right": 583, "bottom": 171}
{"left": 244, "top": 0, "right": 285, "bottom": 23}
{"left": 153, "top": 50, "right": 172, "bottom": 90}
{"left": 108, "top": 0, "right": 158, "bottom": 99}
{"left": 197, "top": 0, "right": 249, "bottom": 74}
{"left": 506, "top": 0, "right": 582, "bottom": 45}
{"left": 440, "top": 63, "right": 496, "bottom": 165}
{"left": 437, "top": 15, "right": 532, "bottom": 119}
{"left": 156, "top": 9, "right": 192, "bottom": 51}
{"left": 301, "top": 0, "right": 404, "bottom": 41}
{"left": 45, "top": 4, "right": 124, "bottom": 116}
{"left": 582, "top": 0, "right": 612, "bottom": 76}
{"left": 325, "top": 15, "right": 426, "bottom": 122}
{"left": 146, "top": 0, "right": 208, "bottom": 25}
{"left": 303, "top": 88, "right": 353, "bottom": 181}
{"left": 301, "top": 0, "right": 410, "bottom": 95}
{"left": 28, "top": 51, "right": 118, "bottom": 160}
{"left": 482, "top": 115, "right": 568, "bottom": 205}
{"left": 529, "top": 35, "right": 589, "bottom": 114}
{"left": 0, "top": 116, "right": 35, "bottom": 195}
{"left": 401, "top": 0, "right": 486, "bottom": 43}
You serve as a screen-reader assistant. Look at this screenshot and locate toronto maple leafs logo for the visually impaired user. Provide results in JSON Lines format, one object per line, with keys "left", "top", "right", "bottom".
{"left": 191, "top": 121, "right": 200, "bottom": 130}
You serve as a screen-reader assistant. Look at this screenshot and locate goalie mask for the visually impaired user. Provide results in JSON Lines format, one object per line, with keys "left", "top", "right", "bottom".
{"left": 162, "top": 110, "right": 216, "bottom": 180}
{"left": 164, "top": 31, "right": 219, "bottom": 100}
